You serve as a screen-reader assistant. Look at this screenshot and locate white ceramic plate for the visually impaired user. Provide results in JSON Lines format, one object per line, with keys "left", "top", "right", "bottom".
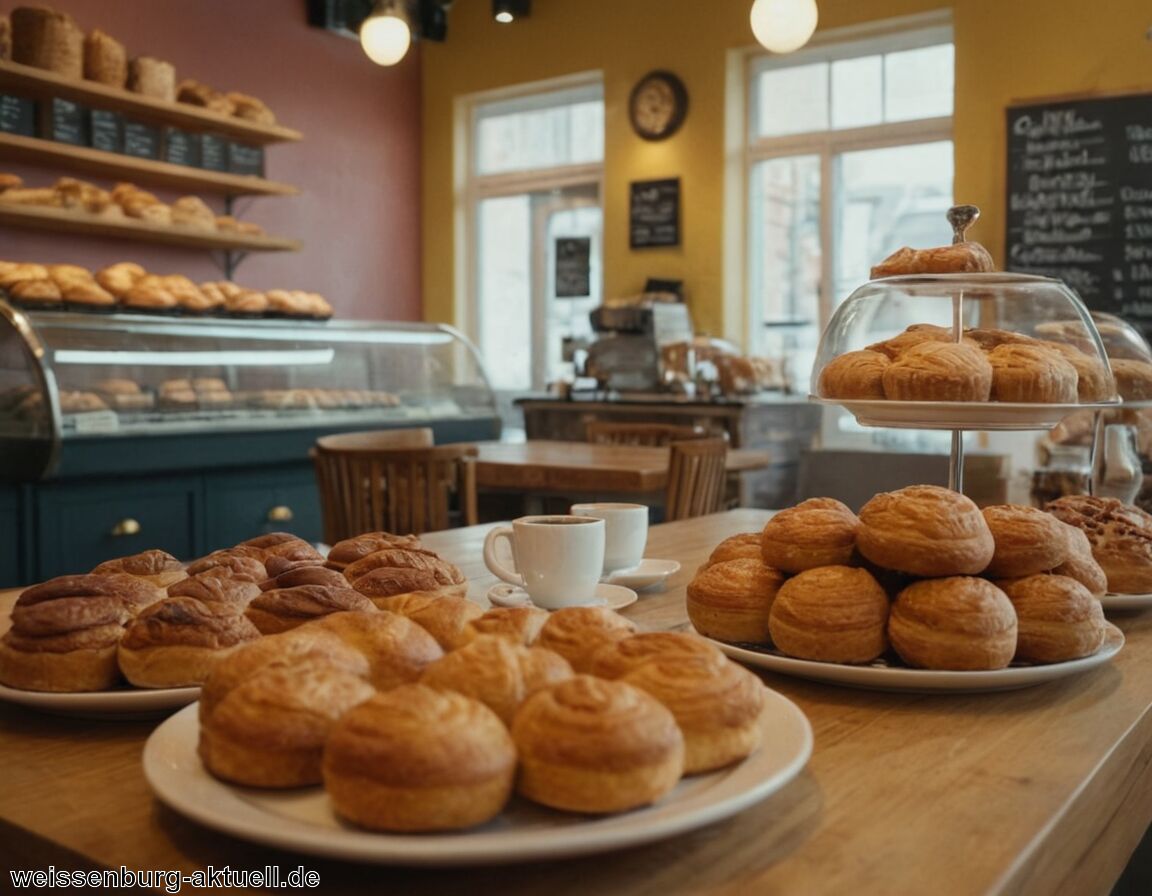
{"left": 705, "top": 623, "right": 1124, "bottom": 694}
{"left": 486, "top": 582, "right": 638, "bottom": 611}
{"left": 0, "top": 681, "right": 199, "bottom": 720}
{"left": 811, "top": 396, "right": 1116, "bottom": 431}
{"left": 1101, "top": 592, "right": 1152, "bottom": 611}
{"left": 604, "top": 559, "right": 681, "bottom": 591}
{"left": 143, "top": 690, "right": 813, "bottom": 866}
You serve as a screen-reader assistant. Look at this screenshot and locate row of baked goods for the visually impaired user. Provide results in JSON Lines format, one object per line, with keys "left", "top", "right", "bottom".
{"left": 0, "top": 259, "right": 333, "bottom": 318}
{"left": 0, "top": 175, "right": 267, "bottom": 238}
{"left": 1, "top": 6, "right": 276, "bottom": 123}
{"left": 686, "top": 485, "right": 1144, "bottom": 671}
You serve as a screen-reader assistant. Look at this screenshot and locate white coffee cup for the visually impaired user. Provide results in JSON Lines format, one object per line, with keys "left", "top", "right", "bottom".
{"left": 570, "top": 502, "right": 648, "bottom": 575}
{"left": 482, "top": 515, "right": 605, "bottom": 609}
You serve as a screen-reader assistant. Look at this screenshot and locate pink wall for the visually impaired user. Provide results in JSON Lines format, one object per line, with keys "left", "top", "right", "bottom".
{"left": 1, "top": 0, "right": 423, "bottom": 320}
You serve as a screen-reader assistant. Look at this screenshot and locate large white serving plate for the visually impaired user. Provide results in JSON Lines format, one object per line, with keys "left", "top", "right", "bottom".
{"left": 143, "top": 690, "right": 812, "bottom": 866}
{"left": 0, "top": 681, "right": 199, "bottom": 719}
{"left": 811, "top": 396, "right": 1116, "bottom": 431}
{"left": 707, "top": 623, "right": 1124, "bottom": 694}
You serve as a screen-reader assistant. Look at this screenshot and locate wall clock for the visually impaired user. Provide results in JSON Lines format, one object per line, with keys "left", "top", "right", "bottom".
{"left": 628, "top": 70, "right": 688, "bottom": 141}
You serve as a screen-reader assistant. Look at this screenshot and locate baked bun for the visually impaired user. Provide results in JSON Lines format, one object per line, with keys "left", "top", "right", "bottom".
{"left": 1041, "top": 341, "right": 1115, "bottom": 402}
{"left": 325, "top": 532, "right": 423, "bottom": 571}
{"left": 462, "top": 606, "right": 550, "bottom": 646}
{"left": 1111, "top": 359, "right": 1152, "bottom": 401}
{"left": 199, "top": 661, "right": 376, "bottom": 788}
{"left": 700, "top": 533, "right": 764, "bottom": 570}
{"left": 323, "top": 685, "right": 516, "bottom": 831}
{"left": 166, "top": 573, "right": 260, "bottom": 610}
{"left": 587, "top": 631, "right": 725, "bottom": 679}
{"left": 304, "top": 610, "right": 443, "bottom": 689}
{"left": 769, "top": 566, "right": 890, "bottom": 663}
{"left": 1045, "top": 495, "right": 1152, "bottom": 594}
{"left": 512, "top": 675, "right": 684, "bottom": 813}
{"left": 686, "top": 558, "right": 785, "bottom": 643}
{"left": 980, "top": 504, "right": 1071, "bottom": 578}
{"left": 349, "top": 557, "right": 468, "bottom": 605}
{"left": 117, "top": 597, "right": 261, "bottom": 687}
{"left": 870, "top": 241, "right": 995, "bottom": 278}
{"left": 179, "top": 553, "right": 267, "bottom": 585}
{"left": 996, "top": 575, "right": 1106, "bottom": 664}
{"left": 620, "top": 654, "right": 764, "bottom": 774}
{"left": 881, "top": 341, "right": 993, "bottom": 402}
{"left": 889, "top": 577, "right": 1017, "bottom": 670}
{"left": 420, "top": 634, "right": 572, "bottom": 724}
{"left": 817, "top": 350, "right": 891, "bottom": 399}
{"left": 185, "top": 546, "right": 267, "bottom": 577}
{"left": 535, "top": 606, "right": 639, "bottom": 673}
{"left": 963, "top": 328, "right": 1038, "bottom": 352}
{"left": 987, "top": 344, "right": 1078, "bottom": 403}
{"left": 857, "top": 485, "right": 995, "bottom": 577}
{"left": 1050, "top": 523, "right": 1108, "bottom": 597}
{"left": 92, "top": 549, "right": 186, "bottom": 589}
{"left": 342, "top": 547, "right": 452, "bottom": 585}
{"left": 760, "top": 497, "right": 859, "bottom": 572}
{"left": 245, "top": 584, "right": 376, "bottom": 635}
{"left": 372, "top": 593, "right": 483, "bottom": 651}
{"left": 259, "top": 565, "right": 348, "bottom": 592}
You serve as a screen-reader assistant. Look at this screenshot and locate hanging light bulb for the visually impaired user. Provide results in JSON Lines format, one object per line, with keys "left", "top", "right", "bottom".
{"left": 749, "top": 0, "right": 818, "bottom": 54}
{"left": 360, "top": 0, "right": 412, "bottom": 66}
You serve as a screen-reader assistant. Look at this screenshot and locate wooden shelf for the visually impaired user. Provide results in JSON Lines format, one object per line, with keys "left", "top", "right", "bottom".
{"left": 0, "top": 132, "right": 298, "bottom": 197}
{"left": 0, "top": 59, "right": 302, "bottom": 145}
{"left": 0, "top": 202, "right": 302, "bottom": 252}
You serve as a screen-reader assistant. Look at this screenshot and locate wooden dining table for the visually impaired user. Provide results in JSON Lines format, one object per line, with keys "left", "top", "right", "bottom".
{"left": 1, "top": 509, "right": 1151, "bottom": 895}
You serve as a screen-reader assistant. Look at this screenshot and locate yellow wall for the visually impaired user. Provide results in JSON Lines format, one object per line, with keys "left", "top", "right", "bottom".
{"left": 422, "top": 0, "right": 1152, "bottom": 341}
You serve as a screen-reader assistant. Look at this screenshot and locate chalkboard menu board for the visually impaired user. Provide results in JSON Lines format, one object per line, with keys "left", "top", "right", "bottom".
{"left": 629, "top": 178, "right": 680, "bottom": 248}
{"left": 1005, "top": 93, "right": 1152, "bottom": 334}
{"left": 200, "top": 134, "right": 228, "bottom": 171}
{"left": 89, "top": 110, "right": 123, "bottom": 153}
{"left": 123, "top": 121, "right": 161, "bottom": 159}
{"left": 50, "top": 98, "right": 87, "bottom": 146}
{"left": 163, "top": 127, "right": 200, "bottom": 167}
{"left": 227, "top": 142, "right": 265, "bottom": 177}
{"left": 0, "top": 94, "right": 35, "bottom": 136}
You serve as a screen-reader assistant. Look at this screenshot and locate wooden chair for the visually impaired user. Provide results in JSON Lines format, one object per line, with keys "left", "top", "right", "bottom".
{"left": 312, "top": 434, "right": 477, "bottom": 543}
{"left": 664, "top": 437, "right": 729, "bottom": 521}
{"left": 585, "top": 421, "right": 709, "bottom": 446}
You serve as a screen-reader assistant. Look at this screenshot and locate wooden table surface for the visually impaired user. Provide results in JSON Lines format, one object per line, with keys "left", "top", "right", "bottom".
{"left": 2, "top": 509, "right": 1151, "bottom": 895}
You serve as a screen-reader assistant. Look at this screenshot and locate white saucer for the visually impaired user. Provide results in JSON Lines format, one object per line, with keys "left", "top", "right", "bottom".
{"left": 486, "top": 582, "right": 638, "bottom": 611}
{"left": 604, "top": 558, "right": 681, "bottom": 590}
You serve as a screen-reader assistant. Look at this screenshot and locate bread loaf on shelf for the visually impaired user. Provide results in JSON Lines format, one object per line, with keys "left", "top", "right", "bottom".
{"left": 82, "top": 27, "right": 126, "bottom": 87}
{"left": 10, "top": 6, "right": 83, "bottom": 77}
{"left": 127, "top": 55, "right": 176, "bottom": 101}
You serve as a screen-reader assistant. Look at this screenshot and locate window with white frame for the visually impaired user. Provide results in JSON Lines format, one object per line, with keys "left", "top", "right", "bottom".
{"left": 745, "top": 20, "right": 954, "bottom": 396}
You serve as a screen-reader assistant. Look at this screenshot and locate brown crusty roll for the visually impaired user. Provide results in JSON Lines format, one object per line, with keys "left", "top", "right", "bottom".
{"left": 817, "top": 350, "right": 891, "bottom": 400}
{"left": 349, "top": 554, "right": 468, "bottom": 605}
{"left": 179, "top": 553, "right": 268, "bottom": 586}
{"left": 535, "top": 606, "right": 639, "bottom": 673}
{"left": 10, "top": 6, "right": 83, "bottom": 77}
{"left": 259, "top": 564, "right": 349, "bottom": 592}
{"left": 769, "top": 566, "right": 890, "bottom": 664}
{"left": 870, "top": 241, "right": 995, "bottom": 279}
{"left": 1041, "top": 341, "right": 1116, "bottom": 402}
{"left": 1111, "top": 358, "right": 1152, "bottom": 402}
{"left": 1050, "top": 522, "right": 1108, "bottom": 597}
{"left": 987, "top": 344, "right": 1079, "bottom": 403}
{"left": 587, "top": 631, "right": 726, "bottom": 680}
{"left": 373, "top": 593, "right": 484, "bottom": 652}
{"left": 699, "top": 532, "right": 764, "bottom": 570}
{"left": 462, "top": 606, "right": 550, "bottom": 646}
{"left": 760, "top": 497, "right": 859, "bottom": 573}
{"left": 980, "top": 504, "right": 1071, "bottom": 578}
{"left": 245, "top": 584, "right": 376, "bottom": 635}
{"left": 342, "top": 547, "right": 456, "bottom": 585}
{"left": 83, "top": 28, "right": 126, "bottom": 87}
{"left": 996, "top": 574, "right": 1106, "bottom": 664}
{"left": 166, "top": 573, "right": 261, "bottom": 610}
{"left": 889, "top": 577, "right": 1017, "bottom": 671}
{"left": 881, "top": 341, "right": 993, "bottom": 402}
{"left": 92, "top": 549, "right": 186, "bottom": 590}
{"left": 325, "top": 532, "right": 424, "bottom": 572}
{"left": 1045, "top": 495, "right": 1152, "bottom": 594}
{"left": 686, "top": 558, "right": 785, "bottom": 644}
{"left": 303, "top": 610, "right": 444, "bottom": 690}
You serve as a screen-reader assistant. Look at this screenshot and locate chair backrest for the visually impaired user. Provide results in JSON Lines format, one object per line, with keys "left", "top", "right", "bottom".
{"left": 664, "top": 437, "right": 729, "bottom": 521}
{"left": 586, "top": 421, "right": 708, "bottom": 447}
{"left": 312, "top": 441, "right": 477, "bottom": 543}
{"left": 315, "top": 427, "right": 434, "bottom": 452}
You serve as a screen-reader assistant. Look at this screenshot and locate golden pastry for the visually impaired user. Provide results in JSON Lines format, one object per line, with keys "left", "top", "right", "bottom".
{"left": 996, "top": 574, "right": 1106, "bottom": 664}
{"left": 817, "top": 350, "right": 891, "bottom": 399}
{"left": 889, "top": 577, "right": 1017, "bottom": 670}
{"left": 866, "top": 324, "right": 971, "bottom": 360}
{"left": 184, "top": 546, "right": 267, "bottom": 577}
{"left": 349, "top": 555, "right": 468, "bottom": 604}
{"left": 259, "top": 564, "right": 348, "bottom": 592}
{"left": 342, "top": 546, "right": 452, "bottom": 585}
{"left": 857, "top": 485, "right": 995, "bottom": 577}
{"left": 371, "top": 593, "right": 483, "bottom": 651}
{"left": 987, "top": 344, "right": 1078, "bottom": 403}
{"left": 963, "top": 328, "right": 1039, "bottom": 352}
{"left": 92, "top": 549, "right": 186, "bottom": 589}
{"left": 167, "top": 573, "right": 260, "bottom": 609}
{"left": 94, "top": 262, "right": 146, "bottom": 297}
{"left": 462, "top": 606, "right": 550, "bottom": 646}
{"left": 980, "top": 504, "right": 1071, "bottom": 578}
{"left": 535, "top": 606, "right": 639, "bottom": 673}
{"left": 587, "top": 630, "right": 726, "bottom": 679}
{"left": 760, "top": 497, "right": 859, "bottom": 573}
{"left": 304, "top": 609, "right": 443, "bottom": 689}
{"left": 180, "top": 552, "right": 267, "bottom": 585}
{"left": 245, "top": 584, "right": 376, "bottom": 635}
{"left": 686, "top": 558, "right": 784, "bottom": 644}
{"left": 512, "top": 675, "right": 684, "bottom": 814}
{"left": 870, "top": 241, "right": 995, "bottom": 278}
{"left": 699, "top": 532, "right": 764, "bottom": 570}
{"left": 323, "top": 685, "right": 516, "bottom": 831}
{"left": 881, "top": 341, "right": 993, "bottom": 402}
{"left": 769, "top": 566, "right": 890, "bottom": 663}
{"left": 1050, "top": 522, "right": 1108, "bottom": 597}
{"left": 1040, "top": 341, "right": 1115, "bottom": 402}
{"left": 1045, "top": 495, "right": 1152, "bottom": 594}
{"left": 1110, "top": 358, "right": 1152, "bottom": 401}
{"left": 325, "top": 532, "right": 424, "bottom": 572}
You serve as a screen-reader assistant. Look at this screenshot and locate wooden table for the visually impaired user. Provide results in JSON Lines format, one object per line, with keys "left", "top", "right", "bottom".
{"left": 2, "top": 510, "right": 1151, "bottom": 895}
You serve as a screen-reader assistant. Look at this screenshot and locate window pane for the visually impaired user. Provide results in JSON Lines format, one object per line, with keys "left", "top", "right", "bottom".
{"left": 476, "top": 99, "right": 604, "bottom": 175}
{"left": 755, "top": 63, "right": 828, "bottom": 137}
{"left": 831, "top": 55, "right": 882, "bottom": 129}
{"left": 884, "top": 44, "right": 954, "bottom": 121}
{"left": 477, "top": 196, "right": 531, "bottom": 390}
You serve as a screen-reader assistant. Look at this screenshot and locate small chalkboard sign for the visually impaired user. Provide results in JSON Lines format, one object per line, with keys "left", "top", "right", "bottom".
{"left": 1006, "top": 92, "right": 1152, "bottom": 335}
{"left": 0, "top": 94, "right": 35, "bottom": 136}
{"left": 123, "top": 121, "right": 161, "bottom": 159}
{"left": 49, "top": 98, "right": 87, "bottom": 146}
{"left": 199, "top": 134, "right": 228, "bottom": 171}
{"left": 163, "top": 127, "right": 200, "bottom": 167}
{"left": 555, "top": 237, "right": 592, "bottom": 297}
{"left": 88, "top": 109, "right": 124, "bottom": 153}
{"left": 629, "top": 178, "right": 680, "bottom": 248}
{"left": 227, "top": 141, "right": 265, "bottom": 177}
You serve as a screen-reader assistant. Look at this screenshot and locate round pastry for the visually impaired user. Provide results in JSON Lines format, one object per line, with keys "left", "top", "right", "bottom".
{"left": 92, "top": 549, "right": 186, "bottom": 589}
{"left": 259, "top": 564, "right": 349, "bottom": 592}
{"left": 980, "top": 504, "right": 1071, "bottom": 578}
{"left": 323, "top": 685, "right": 516, "bottom": 832}
{"left": 253, "top": 535, "right": 324, "bottom": 565}
{"left": 535, "top": 606, "right": 639, "bottom": 673}
{"left": 117, "top": 596, "right": 261, "bottom": 688}
{"left": 870, "top": 241, "right": 995, "bottom": 278}
{"left": 1045, "top": 495, "right": 1152, "bottom": 594}
{"left": 856, "top": 485, "right": 995, "bottom": 577}
{"left": 372, "top": 593, "right": 484, "bottom": 651}
{"left": 889, "top": 577, "right": 1017, "bottom": 671}
{"left": 462, "top": 606, "right": 550, "bottom": 646}
{"left": 167, "top": 573, "right": 260, "bottom": 609}
{"left": 987, "top": 344, "right": 1079, "bottom": 403}
{"left": 963, "top": 328, "right": 1039, "bottom": 352}
{"left": 866, "top": 324, "right": 959, "bottom": 360}
{"left": 760, "top": 497, "right": 859, "bottom": 573}
{"left": 587, "top": 630, "right": 726, "bottom": 679}
{"left": 244, "top": 584, "right": 376, "bottom": 635}
{"left": 240, "top": 531, "right": 305, "bottom": 551}
{"left": 1040, "top": 341, "right": 1116, "bottom": 402}
{"left": 349, "top": 555, "right": 468, "bottom": 604}
{"left": 881, "top": 341, "right": 993, "bottom": 402}
{"left": 817, "top": 350, "right": 891, "bottom": 399}
{"left": 1050, "top": 522, "right": 1108, "bottom": 597}
{"left": 184, "top": 546, "right": 267, "bottom": 577}
{"left": 305, "top": 609, "right": 444, "bottom": 689}
{"left": 325, "top": 532, "right": 424, "bottom": 572}
{"left": 512, "top": 675, "right": 684, "bottom": 814}
{"left": 699, "top": 532, "right": 764, "bottom": 570}
{"left": 342, "top": 547, "right": 455, "bottom": 586}
{"left": 420, "top": 634, "right": 572, "bottom": 724}
{"left": 996, "top": 574, "right": 1106, "bottom": 664}
{"left": 8, "top": 278, "right": 63, "bottom": 306}
{"left": 768, "top": 566, "right": 890, "bottom": 664}
{"left": 1110, "top": 358, "right": 1152, "bottom": 401}
{"left": 179, "top": 553, "right": 267, "bottom": 585}
{"left": 199, "top": 661, "right": 376, "bottom": 788}
{"left": 620, "top": 653, "right": 764, "bottom": 774}
{"left": 686, "top": 558, "right": 785, "bottom": 644}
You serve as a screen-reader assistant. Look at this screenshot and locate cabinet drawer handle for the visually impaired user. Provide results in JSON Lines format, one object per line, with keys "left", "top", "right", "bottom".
{"left": 267, "top": 505, "right": 294, "bottom": 522}
{"left": 111, "top": 518, "right": 141, "bottom": 536}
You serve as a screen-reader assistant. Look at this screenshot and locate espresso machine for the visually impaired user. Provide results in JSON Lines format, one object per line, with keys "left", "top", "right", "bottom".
{"left": 582, "top": 301, "right": 693, "bottom": 393}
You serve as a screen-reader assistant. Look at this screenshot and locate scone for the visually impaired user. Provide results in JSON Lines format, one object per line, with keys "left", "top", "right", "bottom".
{"left": 1045, "top": 495, "right": 1152, "bottom": 594}
{"left": 323, "top": 685, "right": 516, "bottom": 831}
{"left": 768, "top": 566, "right": 890, "bottom": 663}
{"left": 245, "top": 584, "right": 376, "bottom": 635}
{"left": 535, "top": 606, "right": 639, "bottom": 673}
{"left": 996, "top": 574, "right": 1106, "bottom": 664}
{"left": 760, "top": 497, "right": 859, "bottom": 572}
{"left": 857, "top": 485, "right": 995, "bottom": 577}
{"left": 303, "top": 610, "right": 443, "bottom": 689}
{"left": 817, "top": 350, "right": 891, "bottom": 399}
{"left": 987, "top": 344, "right": 1078, "bottom": 403}
{"left": 686, "top": 558, "right": 785, "bottom": 644}
{"left": 881, "top": 341, "right": 993, "bottom": 402}
{"left": 512, "top": 675, "right": 684, "bottom": 813}
{"left": 889, "top": 577, "right": 1017, "bottom": 670}
{"left": 980, "top": 504, "right": 1071, "bottom": 578}
{"left": 462, "top": 606, "right": 550, "bottom": 646}
{"left": 587, "top": 631, "right": 726, "bottom": 679}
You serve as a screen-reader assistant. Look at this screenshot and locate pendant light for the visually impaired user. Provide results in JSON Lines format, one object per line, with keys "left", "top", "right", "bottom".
{"left": 360, "top": 0, "right": 412, "bottom": 66}
{"left": 749, "top": 0, "right": 819, "bottom": 54}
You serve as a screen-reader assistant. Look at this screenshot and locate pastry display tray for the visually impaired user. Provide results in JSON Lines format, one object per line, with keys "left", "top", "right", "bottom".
{"left": 811, "top": 397, "right": 1119, "bottom": 431}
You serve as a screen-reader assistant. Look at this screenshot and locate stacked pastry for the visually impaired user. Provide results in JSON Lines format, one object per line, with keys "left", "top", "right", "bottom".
{"left": 687, "top": 485, "right": 1111, "bottom": 671}
{"left": 1045, "top": 495, "right": 1152, "bottom": 595}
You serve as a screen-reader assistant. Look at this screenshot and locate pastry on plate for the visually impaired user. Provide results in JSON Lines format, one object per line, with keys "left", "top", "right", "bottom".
{"left": 686, "top": 558, "right": 785, "bottom": 644}
{"left": 245, "top": 583, "right": 376, "bottom": 635}
{"left": 1050, "top": 522, "right": 1108, "bottom": 597}
{"left": 996, "top": 574, "right": 1106, "bottom": 664}
{"left": 587, "top": 630, "right": 726, "bottom": 679}
{"left": 881, "top": 341, "right": 993, "bottom": 402}
{"left": 324, "top": 532, "right": 424, "bottom": 572}
{"left": 92, "top": 549, "right": 186, "bottom": 590}
{"left": 462, "top": 606, "right": 550, "bottom": 646}
{"left": 889, "top": 577, "right": 1017, "bottom": 671}
{"left": 818, "top": 350, "right": 891, "bottom": 400}
{"left": 535, "top": 606, "right": 639, "bottom": 673}
{"left": 768, "top": 566, "right": 890, "bottom": 664}
{"left": 1045, "top": 495, "right": 1152, "bottom": 594}
{"left": 372, "top": 593, "right": 484, "bottom": 652}
{"left": 987, "top": 344, "right": 1078, "bottom": 403}
{"left": 699, "top": 532, "right": 764, "bottom": 570}
{"left": 980, "top": 504, "right": 1071, "bottom": 578}
{"left": 760, "top": 497, "right": 859, "bottom": 573}
{"left": 304, "top": 609, "right": 443, "bottom": 690}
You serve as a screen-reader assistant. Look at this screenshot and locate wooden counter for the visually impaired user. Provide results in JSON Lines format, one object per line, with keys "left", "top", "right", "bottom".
{"left": 2, "top": 510, "right": 1151, "bottom": 894}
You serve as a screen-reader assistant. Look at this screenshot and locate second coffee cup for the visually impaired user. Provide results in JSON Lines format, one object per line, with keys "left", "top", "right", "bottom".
{"left": 482, "top": 515, "right": 605, "bottom": 609}
{"left": 570, "top": 502, "right": 648, "bottom": 575}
